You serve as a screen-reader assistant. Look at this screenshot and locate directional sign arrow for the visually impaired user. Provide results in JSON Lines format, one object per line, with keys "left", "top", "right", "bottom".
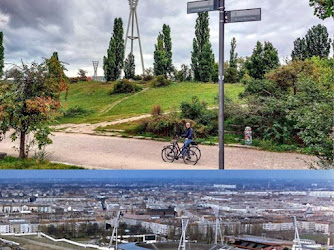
{"left": 225, "top": 8, "right": 261, "bottom": 23}
{"left": 187, "top": 0, "right": 220, "bottom": 14}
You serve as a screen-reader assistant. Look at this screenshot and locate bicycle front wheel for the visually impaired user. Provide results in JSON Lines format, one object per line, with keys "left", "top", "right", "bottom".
{"left": 161, "top": 147, "right": 175, "bottom": 163}
{"left": 183, "top": 149, "right": 199, "bottom": 165}
{"left": 190, "top": 146, "right": 201, "bottom": 161}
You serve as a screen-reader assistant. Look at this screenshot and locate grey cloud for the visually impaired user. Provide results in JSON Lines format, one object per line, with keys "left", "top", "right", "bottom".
{"left": 0, "top": 0, "right": 332, "bottom": 76}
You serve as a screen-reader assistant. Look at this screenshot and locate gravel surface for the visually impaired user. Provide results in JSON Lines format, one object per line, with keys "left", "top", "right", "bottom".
{"left": 0, "top": 132, "right": 316, "bottom": 169}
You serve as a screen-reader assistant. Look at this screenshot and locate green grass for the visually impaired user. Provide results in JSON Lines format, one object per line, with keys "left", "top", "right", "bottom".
{"left": 57, "top": 81, "right": 245, "bottom": 124}
{"left": 0, "top": 156, "right": 84, "bottom": 169}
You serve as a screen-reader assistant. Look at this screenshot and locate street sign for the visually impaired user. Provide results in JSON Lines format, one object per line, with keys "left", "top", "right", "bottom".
{"left": 187, "top": 0, "right": 219, "bottom": 14}
{"left": 225, "top": 8, "right": 261, "bottom": 23}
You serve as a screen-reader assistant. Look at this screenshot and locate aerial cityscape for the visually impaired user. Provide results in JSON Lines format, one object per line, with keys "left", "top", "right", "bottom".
{"left": 0, "top": 171, "right": 333, "bottom": 249}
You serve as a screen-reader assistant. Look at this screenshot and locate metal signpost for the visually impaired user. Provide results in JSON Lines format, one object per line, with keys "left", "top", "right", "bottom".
{"left": 187, "top": 0, "right": 261, "bottom": 170}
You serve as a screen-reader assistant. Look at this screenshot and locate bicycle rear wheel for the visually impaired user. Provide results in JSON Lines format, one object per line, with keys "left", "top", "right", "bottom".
{"left": 183, "top": 149, "right": 199, "bottom": 165}
{"left": 161, "top": 147, "right": 175, "bottom": 163}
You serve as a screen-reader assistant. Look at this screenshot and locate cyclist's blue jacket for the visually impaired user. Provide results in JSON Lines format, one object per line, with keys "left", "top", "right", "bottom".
{"left": 183, "top": 128, "right": 194, "bottom": 140}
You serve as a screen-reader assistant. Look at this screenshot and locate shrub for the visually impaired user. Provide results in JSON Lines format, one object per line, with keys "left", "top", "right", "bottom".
{"left": 151, "top": 105, "right": 163, "bottom": 117}
{"left": 143, "top": 74, "right": 154, "bottom": 82}
{"left": 133, "top": 75, "right": 143, "bottom": 81}
{"left": 225, "top": 67, "right": 239, "bottom": 83}
{"left": 240, "top": 73, "right": 252, "bottom": 85}
{"left": 63, "top": 106, "right": 91, "bottom": 118}
{"left": 151, "top": 75, "right": 171, "bottom": 88}
{"left": 110, "top": 79, "right": 142, "bottom": 95}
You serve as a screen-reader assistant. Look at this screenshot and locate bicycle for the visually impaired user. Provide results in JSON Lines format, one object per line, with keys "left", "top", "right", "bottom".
{"left": 161, "top": 136, "right": 199, "bottom": 165}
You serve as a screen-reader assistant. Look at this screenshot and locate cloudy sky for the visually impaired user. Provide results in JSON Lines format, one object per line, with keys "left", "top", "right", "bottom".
{"left": 0, "top": 0, "right": 333, "bottom": 77}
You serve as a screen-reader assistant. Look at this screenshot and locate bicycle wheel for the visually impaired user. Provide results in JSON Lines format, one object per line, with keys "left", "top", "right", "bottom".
{"left": 190, "top": 146, "right": 201, "bottom": 161}
{"left": 183, "top": 149, "right": 199, "bottom": 165}
{"left": 161, "top": 146, "right": 175, "bottom": 163}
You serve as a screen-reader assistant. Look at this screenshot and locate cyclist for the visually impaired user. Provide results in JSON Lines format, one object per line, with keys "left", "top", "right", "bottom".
{"left": 181, "top": 122, "right": 194, "bottom": 157}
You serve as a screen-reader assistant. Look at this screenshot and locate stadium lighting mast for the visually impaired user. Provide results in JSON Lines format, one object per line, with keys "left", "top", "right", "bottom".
{"left": 125, "top": 0, "right": 145, "bottom": 75}
{"left": 92, "top": 61, "right": 99, "bottom": 79}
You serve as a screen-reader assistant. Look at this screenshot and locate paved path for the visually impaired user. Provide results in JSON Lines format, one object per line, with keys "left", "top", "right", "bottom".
{"left": 0, "top": 132, "right": 315, "bottom": 169}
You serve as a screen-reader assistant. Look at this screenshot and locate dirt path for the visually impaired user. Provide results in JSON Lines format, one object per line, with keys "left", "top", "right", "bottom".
{"left": 54, "top": 114, "right": 152, "bottom": 134}
{"left": 0, "top": 132, "right": 316, "bottom": 169}
{"left": 100, "top": 87, "right": 149, "bottom": 114}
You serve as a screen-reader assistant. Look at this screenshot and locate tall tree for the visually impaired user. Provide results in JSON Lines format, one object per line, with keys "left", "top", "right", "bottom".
{"left": 291, "top": 38, "right": 308, "bottom": 61}
{"left": 229, "top": 37, "right": 238, "bottom": 69}
{"left": 246, "top": 41, "right": 279, "bottom": 79}
{"left": 305, "top": 24, "right": 331, "bottom": 58}
{"left": 124, "top": 53, "right": 135, "bottom": 79}
{"left": 0, "top": 32, "right": 4, "bottom": 79}
{"left": 103, "top": 18, "right": 125, "bottom": 81}
{"left": 263, "top": 41, "right": 280, "bottom": 73}
{"left": 199, "top": 42, "right": 214, "bottom": 82}
{"left": 246, "top": 41, "right": 265, "bottom": 79}
{"left": 153, "top": 33, "right": 167, "bottom": 76}
{"left": 153, "top": 24, "right": 173, "bottom": 77}
{"left": 191, "top": 12, "right": 215, "bottom": 82}
{"left": 163, "top": 24, "right": 173, "bottom": 76}
{"left": 225, "top": 37, "right": 239, "bottom": 83}
{"left": 309, "top": 0, "right": 334, "bottom": 20}
{"left": 292, "top": 24, "right": 332, "bottom": 60}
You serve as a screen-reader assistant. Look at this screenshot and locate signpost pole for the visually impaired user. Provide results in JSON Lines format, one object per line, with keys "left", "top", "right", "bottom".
{"left": 187, "top": 0, "right": 261, "bottom": 170}
{"left": 218, "top": 0, "right": 225, "bottom": 170}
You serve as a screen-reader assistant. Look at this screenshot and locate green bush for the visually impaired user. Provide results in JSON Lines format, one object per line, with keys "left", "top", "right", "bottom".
{"left": 225, "top": 67, "right": 239, "bottom": 83}
{"left": 110, "top": 79, "right": 142, "bottom": 95}
{"left": 133, "top": 75, "right": 143, "bottom": 81}
{"left": 151, "top": 75, "right": 171, "bottom": 88}
{"left": 143, "top": 74, "right": 154, "bottom": 82}
{"left": 63, "top": 106, "right": 92, "bottom": 118}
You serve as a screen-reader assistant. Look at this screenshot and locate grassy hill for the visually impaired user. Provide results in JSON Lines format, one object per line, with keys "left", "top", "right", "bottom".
{"left": 57, "top": 81, "right": 245, "bottom": 124}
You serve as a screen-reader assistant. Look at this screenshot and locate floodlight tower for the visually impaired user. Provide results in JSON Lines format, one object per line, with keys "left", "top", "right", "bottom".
{"left": 214, "top": 208, "right": 224, "bottom": 246}
{"left": 92, "top": 61, "right": 99, "bottom": 79}
{"left": 177, "top": 217, "right": 189, "bottom": 250}
{"left": 125, "top": 0, "right": 145, "bottom": 75}
{"left": 109, "top": 210, "right": 122, "bottom": 249}
{"left": 292, "top": 216, "right": 302, "bottom": 250}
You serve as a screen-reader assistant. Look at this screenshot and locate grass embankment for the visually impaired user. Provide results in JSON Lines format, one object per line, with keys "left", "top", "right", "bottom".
{"left": 57, "top": 81, "right": 245, "bottom": 124}
{"left": 0, "top": 156, "right": 83, "bottom": 169}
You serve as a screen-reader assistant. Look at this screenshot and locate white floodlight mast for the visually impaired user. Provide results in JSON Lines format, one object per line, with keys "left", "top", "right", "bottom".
{"left": 125, "top": 0, "right": 145, "bottom": 75}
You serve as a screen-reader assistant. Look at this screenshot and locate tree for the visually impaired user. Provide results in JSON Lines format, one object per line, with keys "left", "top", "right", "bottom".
{"left": 124, "top": 52, "right": 135, "bottom": 79}
{"left": 211, "top": 61, "right": 219, "bottom": 83}
{"left": 246, "top": 41, "right": 279, "bottom": 79}
{"left": 153, "top": 33, "right": 167, "bottom": 76}
{"left": 176, "top": 64, "right": 192, "bottom": 82}
{"left": 0, "top": 54, "right": 69, "bottom": 159}
{"left": 103, "top": 18, "right": 125, "bottom": 81}
{"left": 246, "top": 41, "right": 265, "bottom": 79}
{"left": 153, "top": 24, "right": 173, "bottom": 77}
{"left": 199, "top": 42, "right": 214, "bottom": 82}
{"left": 229, "top": 37, "right": 238, "bottom": 69}
{"left": 266, "top": 59, "right": 318, "bottom": 95}
{"left": 291, "top": 38, "right": 308, "bottom": 61}
{"left": 225, "top": 37, "right": 240, "bottom": 83}
{"left": 77, "top": 69, "right": 87, "bottom": 78}
{"left": 309, "top": 0, "right": 334, "bottom": 19}
{"left": 263, "top": 41, "right": 280, "bottom": 73}
{"left": 163, "top": 24, "right": 173, "bottom": 76}
{"left": 292, "top": 24, "right": 332, "bottom": 60}
{"left": 0, "top": 32, "right": 4, "bottom": 78}
{"left": 191, "top": 12, "right": 215, "bottom": 82}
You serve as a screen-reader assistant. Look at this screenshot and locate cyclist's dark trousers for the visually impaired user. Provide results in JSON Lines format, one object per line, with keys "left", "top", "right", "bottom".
{"left": 181, "top": 139, "right": 193, "bottom": 156}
